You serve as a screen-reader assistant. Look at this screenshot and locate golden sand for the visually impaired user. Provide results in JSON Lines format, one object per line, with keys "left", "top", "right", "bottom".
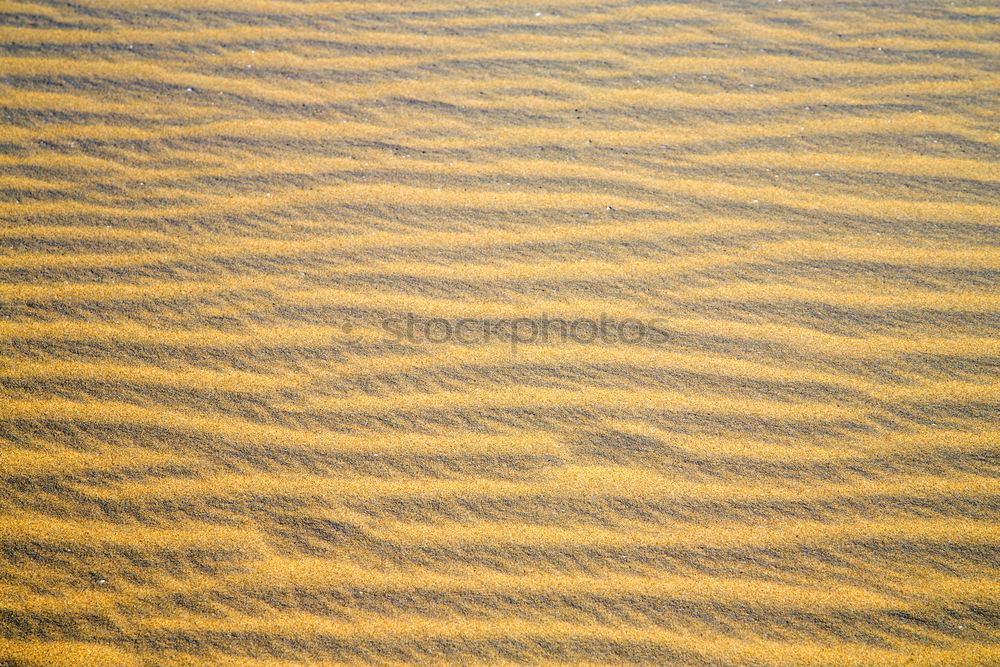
{"left": 1, "top": 0, "right": 998, "bottom": 664}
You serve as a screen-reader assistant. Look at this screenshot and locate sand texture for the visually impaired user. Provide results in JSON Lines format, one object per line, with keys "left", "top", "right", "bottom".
{"left": 1, "top": 0, "right": 999, "bottom": 665}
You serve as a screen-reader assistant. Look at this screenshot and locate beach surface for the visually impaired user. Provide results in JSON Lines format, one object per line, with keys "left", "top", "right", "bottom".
{"left": 1, "top": 1, "right": 999, "bottom": 664}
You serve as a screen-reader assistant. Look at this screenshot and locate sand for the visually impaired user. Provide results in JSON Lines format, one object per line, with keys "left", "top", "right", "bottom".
{"left": 1, "top": 0, "right": 999, "bottom": 664}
